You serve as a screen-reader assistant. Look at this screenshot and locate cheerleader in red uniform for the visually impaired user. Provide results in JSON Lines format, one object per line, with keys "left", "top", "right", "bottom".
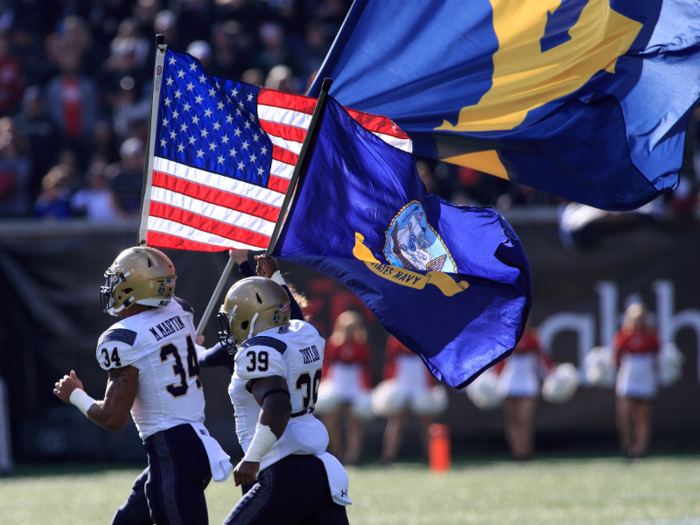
{"left": 322, "top": 310, "right": 373, "bottom": 465}
{"left": 613, "top": 303, "right": 659, "bottom": 459}
{"left": 496, "top": 325, "right": 553, "bottom": 460}
{"left": 379, "top": 335, "right": 436, "bottom": 465}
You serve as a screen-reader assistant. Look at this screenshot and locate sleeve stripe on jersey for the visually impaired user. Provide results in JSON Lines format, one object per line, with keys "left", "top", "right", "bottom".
{"left": 98, "top": 328, "right": 137, "bottom": 347}
{"left": 240, "top": 336, "right": 287, "bottom": 354}
{"left": 173, "top": 296, "right": 194, "bottom": 314}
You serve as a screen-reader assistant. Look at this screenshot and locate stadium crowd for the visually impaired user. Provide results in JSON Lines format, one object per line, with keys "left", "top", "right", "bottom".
{"left": 0, "top": 0, "right": 697, "bottom": 223}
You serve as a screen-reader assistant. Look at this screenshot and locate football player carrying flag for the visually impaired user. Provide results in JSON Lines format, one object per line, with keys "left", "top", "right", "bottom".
{"left": 53, "top": 246, "right": 231, "bottom": 525}
{"left": 197, "top": 253, "right": 351, "bottom": 524}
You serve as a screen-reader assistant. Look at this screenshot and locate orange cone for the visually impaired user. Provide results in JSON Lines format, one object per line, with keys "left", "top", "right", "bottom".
{"left": 428, "top": 423, "right": 450, "bottom": 472}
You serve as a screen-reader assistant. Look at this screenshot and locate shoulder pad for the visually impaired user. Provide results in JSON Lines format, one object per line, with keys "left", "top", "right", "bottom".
{"left": 173, "top": 296, "right": 194, "bottom": 314}
{"left": 240, "top": 335, "right": 287, "bottom": 354}
{"left": 96, "top": 338, "right": 140, "bottom": 370}
{"left": 98, "top": 328, "right": 137, "bottom": 347}
{"left": 235, "top": 341, "right": 287, "bottom": 380}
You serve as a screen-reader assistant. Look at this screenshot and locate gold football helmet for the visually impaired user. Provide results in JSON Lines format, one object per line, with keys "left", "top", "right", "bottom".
{"left": 101, "top": 246, "right": 176, "bottom": 316}
{"left": 217, "top": 277, "right": 290, "bottom": 353}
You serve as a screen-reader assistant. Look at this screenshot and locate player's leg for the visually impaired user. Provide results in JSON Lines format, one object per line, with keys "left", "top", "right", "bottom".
{"left": 302, "top": 500, "right": 349, "bottom": 525}
{"left": 224, "top": 455, "right": 335, "bottom": 525}
{"left": 144, "top": 424, "right": 212, "bottom": 525}
{"left": 111, "top": 468, "right": 154, "bottom": 525}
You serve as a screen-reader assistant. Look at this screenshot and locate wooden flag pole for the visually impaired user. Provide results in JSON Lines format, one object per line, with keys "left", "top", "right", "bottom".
{"left": 265, "top": 77, "right": 333, "bottom": 257}
{"left": 138, "top": 34, "right": 167, "bottom": 246}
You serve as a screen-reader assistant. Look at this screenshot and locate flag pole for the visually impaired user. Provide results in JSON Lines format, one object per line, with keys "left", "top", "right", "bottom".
{"left": 195, "top": 257, "right": 235, "bottom": 337}
{"left": 265, "top": 78, "right": 333, "bottom": 257}
{"left": 138, "top": 34, "right": 168, "bottom": 246}
{"left": 195, "top": 79, "right": 332, "bottom": 336}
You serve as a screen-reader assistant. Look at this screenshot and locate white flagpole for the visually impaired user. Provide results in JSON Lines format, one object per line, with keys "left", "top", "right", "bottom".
{"left": 138, "top": 35, "right": 168, "bottom": 246}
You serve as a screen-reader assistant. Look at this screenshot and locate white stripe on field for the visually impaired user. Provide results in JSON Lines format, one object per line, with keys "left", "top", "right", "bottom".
{"left": 150, "top": 187, "right": 276, "bottom": 236}
{"left": 153, "top": 157, "right": 285, "bottom": 206}
{"left": 258, "top": 104, "right": 312, "bottom": 130}
{"left": 148, "top": 217, "right": 265, "bottom": 249}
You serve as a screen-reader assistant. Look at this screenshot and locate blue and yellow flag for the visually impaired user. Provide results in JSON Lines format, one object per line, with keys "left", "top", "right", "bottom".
{"left": 272, "top": 97, "right": 531, "bottom": 388}
{"left": 308, "top": 0, "right": 700, "bottom": 211}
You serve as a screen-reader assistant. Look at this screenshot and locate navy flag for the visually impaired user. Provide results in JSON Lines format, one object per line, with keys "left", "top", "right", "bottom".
{"left": 273, "top": 97, "right": 532, "bottom": 388}
{"left": 309, "top": 0, "right": 700, "bottom": 211}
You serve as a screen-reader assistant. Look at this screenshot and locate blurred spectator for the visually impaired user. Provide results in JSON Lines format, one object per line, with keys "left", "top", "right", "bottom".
{"left": 297, "top": 23, "right": 330, "bottom": 84}
{"left": 209, "top": 20, "right": 251, "bottom": 79}
{"left": 0, "top": 116, "right": 31, "bottom": 217}
{"left": 0, "top": 32, "right": 25, "bottom": 115}
{"left": 108, "top": 136, "right": 145, "bottom": 216}
{"left": 33, "top": 163, "right": 74, "bottom": 219}
{"left": 495, "top": 324, "right": 553, "bottom": 460}
{"left": 321, "top": 310, "right": 373, "bottom": 465}
{"left": 60, "top": 15, "right": 103, "bottom": 74}
{"left": 10, "top": 21, "right": 45, "bottom": 87}
{"left": 133, "top": 0, "right": 161, "bottom": 38}
{"left": 44, "top": 50, "right": 98, "bottom": 151}
{"left": 175, "top": 0, "right": 214, "bottom": 45}
{"left": 186, "top": 40, "right": 212, "bottom": 70}
{"left": 110, "top": 18, "right": 149, "bottom": 68}
{"left": 614, "top": 303, "right": 660, "bottom": 460}
{"left": 241, "top": 67, "right": 265, "bottom": 87}
{"left": 12, "top": 86, "right": 59, "bottom": 200}
{"left": 378, "top": 335, "right": 439, "bottom": 465}
{"left": 265, "top": 64, "right": 298, "bottom": 94}
{"left": 257, "top": 22, "right": 291, "bottom": 73}
{"left": 89, "top": 119, "right": 119, "bottom": 164}
{"left": 154, "top": 9, "right": 182, "bottom": 50}
{"left": 71, "top": 156, "right": 120, "bottom": 221}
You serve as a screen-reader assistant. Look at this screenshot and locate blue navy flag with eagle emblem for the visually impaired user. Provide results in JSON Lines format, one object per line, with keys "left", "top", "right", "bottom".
{"left": 272, "top": 96, "right": 532, "bottom": 389}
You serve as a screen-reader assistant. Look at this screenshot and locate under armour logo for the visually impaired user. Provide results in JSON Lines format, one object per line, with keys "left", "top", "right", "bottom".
{"left": 341, "top": 490, "right": 348, "bottom": 497}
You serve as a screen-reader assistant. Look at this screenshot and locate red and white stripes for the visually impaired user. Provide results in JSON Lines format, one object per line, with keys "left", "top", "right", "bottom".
{"left": 145, "top": 88, "right": 412, "bottom": 252}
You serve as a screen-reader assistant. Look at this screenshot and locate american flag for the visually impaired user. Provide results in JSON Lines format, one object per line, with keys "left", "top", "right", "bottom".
{"left": 142, "top": 49, "right": 412, "bottom": 252}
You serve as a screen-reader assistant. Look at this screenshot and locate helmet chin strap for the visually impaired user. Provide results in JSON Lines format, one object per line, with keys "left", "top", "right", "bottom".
{"left": 248, "top": 313, "right": 259, "bottom": 339}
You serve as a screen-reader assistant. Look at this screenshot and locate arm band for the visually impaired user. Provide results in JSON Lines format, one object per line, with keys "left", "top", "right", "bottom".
{"left": 243, "top": 423, "right": 278, "bottom": 463}
{"left": 69, "top": 388, "right": 97, "bottom": 418}
{"left": 260, "top": 388, "right": 290, "bottom": 405}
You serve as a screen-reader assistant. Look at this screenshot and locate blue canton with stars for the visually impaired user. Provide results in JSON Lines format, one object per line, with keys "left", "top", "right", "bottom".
{"left": 155, "top": 50, "right": 272, "bottom": 188}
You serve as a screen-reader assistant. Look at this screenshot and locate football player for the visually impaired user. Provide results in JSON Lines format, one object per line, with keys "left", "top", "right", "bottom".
{"left": 53, "top": 246, "right": 231, "bottom": 525}
{"left": 201, "top": 253, "right": 351, "bottom": 524}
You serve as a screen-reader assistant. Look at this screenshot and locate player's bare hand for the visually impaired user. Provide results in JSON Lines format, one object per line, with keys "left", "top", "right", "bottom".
{"left": 53, "top": 370, "right": 84, "bottom": 403}
{"left": 229, "top": 249, "right": 249, "bottom": 265}
{"left": 195, "top": 335, "right": 205, "bottom": 346}
{"left": 233, "top": 460, "right": 260, "bottom": 486}
{"left": 254, "top": 255, "right": 279, "bottom": 278}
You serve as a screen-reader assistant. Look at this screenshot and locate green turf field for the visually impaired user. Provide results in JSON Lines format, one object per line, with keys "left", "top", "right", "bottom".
{"left": 1, "top": 455, "right": 699, "bottom": 524}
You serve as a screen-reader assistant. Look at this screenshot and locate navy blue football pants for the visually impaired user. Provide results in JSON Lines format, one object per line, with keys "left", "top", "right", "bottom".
{"left": 111, "top": 424, "right": 212, "bottom": 525}
{"left": 224, "top": 454, "right": 349, "bottom": 525}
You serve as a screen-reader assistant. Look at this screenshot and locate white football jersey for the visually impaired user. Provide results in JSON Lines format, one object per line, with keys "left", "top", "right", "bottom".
{"left": 96, "top": 298, "right": 205, "bottom": 439}
{"left": 229, "top": 319, "right": 330, "bottom": 471}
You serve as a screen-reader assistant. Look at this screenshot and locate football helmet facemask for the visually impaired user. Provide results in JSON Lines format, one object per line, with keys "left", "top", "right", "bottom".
{"left": 101, "top": 246, "right": 176, "bottom": 316}
{"left": 217, "top": 277, "right": 290, "bottom": 354}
